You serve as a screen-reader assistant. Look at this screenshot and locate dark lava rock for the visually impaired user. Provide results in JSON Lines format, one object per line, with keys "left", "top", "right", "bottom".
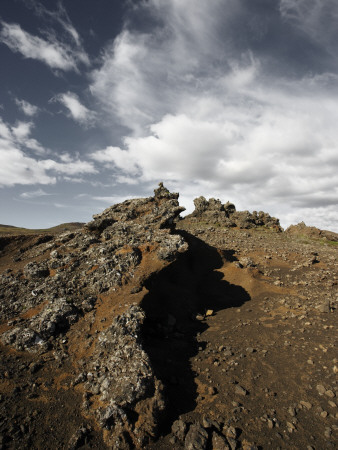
{"left": 185, "top": 196, "right": 282, "bottom": 230}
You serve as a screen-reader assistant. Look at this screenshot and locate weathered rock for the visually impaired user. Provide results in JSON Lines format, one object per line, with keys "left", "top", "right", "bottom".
{"left": 172, "top": 419, "right": 188, "bottom": 441}
{"left": 235, "top": 385, "right": 249, "bottom": 396}
{"left": 212, "top": 431, "right": 230, "bottom": 449}
{"left": 185, "top": 423, "right": 209, "bottom": 450}
{"left": 2, "top": 327, "right": 40, "bottom": 350}
{"left": 318, "top": 300, "right": 331, "bottom": 313}
{"left": 85, "top": 182, "right": 185, "bottom": 234}
{"left": 23, "top": 261, "right": 49, "bottom": 279}
{"left": 185, "top": 197, "right": 282, "bottom": 230}
{"left": 87, "top": 305, "right": 165, "bottom": 445}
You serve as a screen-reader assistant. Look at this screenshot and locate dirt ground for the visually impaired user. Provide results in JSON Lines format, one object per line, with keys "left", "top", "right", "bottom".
{"left": 0, "top": 222, "right": 337, "bottom": 449}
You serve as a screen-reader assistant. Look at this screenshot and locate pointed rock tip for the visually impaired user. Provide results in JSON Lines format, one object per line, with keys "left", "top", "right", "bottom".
{"left": 154, "top": 182, "right": 179, "bottom": 200}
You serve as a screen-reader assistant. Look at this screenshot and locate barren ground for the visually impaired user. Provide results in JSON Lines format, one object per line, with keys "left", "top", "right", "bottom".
{"left": 0, "top": 220, "right": 337, "bottom": 449}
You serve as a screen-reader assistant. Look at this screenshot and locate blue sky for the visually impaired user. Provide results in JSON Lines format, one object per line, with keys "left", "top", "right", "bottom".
{"left": 1, "top": 0, "right": 338, "bottom": 231}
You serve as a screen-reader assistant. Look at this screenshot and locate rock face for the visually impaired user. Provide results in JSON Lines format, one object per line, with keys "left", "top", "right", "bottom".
{"left": 186, "top": 196, "right": 282, "bottom": 231}
{"left": 87, "top": 306, "right": 165, "bottom": 448}
{"left": 0, "top": 184, "right": 187, "bottom": 448}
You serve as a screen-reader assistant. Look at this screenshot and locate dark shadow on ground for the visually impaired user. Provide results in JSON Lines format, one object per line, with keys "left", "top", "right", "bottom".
{"left": 141, "top": 231, "right": 251, "bottom": 437}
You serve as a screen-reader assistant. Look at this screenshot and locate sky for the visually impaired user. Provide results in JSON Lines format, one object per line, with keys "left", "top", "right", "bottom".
{"left": 0, "top": 0, "right": 338, "bottom": 231}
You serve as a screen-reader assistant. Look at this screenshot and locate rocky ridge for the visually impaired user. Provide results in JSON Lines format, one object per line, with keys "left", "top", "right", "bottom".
{"left": 0, "top": 184, "right": 337, "bottom": 449}
{"left": 0, "top": 184, "right": 186, "bottom": 448}
{"left": 185, "top": 196, "right": 282, "bottom": 231}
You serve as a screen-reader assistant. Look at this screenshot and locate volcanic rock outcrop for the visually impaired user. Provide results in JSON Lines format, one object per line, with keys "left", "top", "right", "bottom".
{"left": 186, "top": 196, "right": 282, "bottom": 231}
{"left": 0, "top": 184, "right": 187, "bottom": 448}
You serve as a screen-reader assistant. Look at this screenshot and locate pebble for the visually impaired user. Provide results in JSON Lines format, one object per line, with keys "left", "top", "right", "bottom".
{"left": 316, "top": 384, "right": 326, "bottom": 395}
{"left": 224, "top": 426, "right": 238, "bottom": 440}
{"left": 288, "top": 407, "right": 296, "bottom": 417}
{"left": 235, "top": 385, "right": 248, "bottom": 396}
{"left": 171, "top": 419, "right": 188, "bottom": 441}
{"left": 318, "top": 301, "right": 330, "bottom": 313}
{"left": 267, "top": 419, "right": 274, "bottom": 429}
{"left": 184, "top": 423, "right": 208, "bottom": 450}
{"left": 325, "top": 390, "right": 335, "bottom": 398}
{"left": 300, "top": 401, "right": 312, "bottom": 410}
{"left": 286, "top": 422, "right": 296, "bottom": 432}
{"left": 324, "top": 427, "right": 332, "bottom": 438}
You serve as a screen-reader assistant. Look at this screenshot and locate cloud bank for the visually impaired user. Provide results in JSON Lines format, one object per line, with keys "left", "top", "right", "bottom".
{"left": 0, "top": 117, "right": 96, "bottom": 187}
{"left": 89, "top": 0, "right": 338, "bottom": 230}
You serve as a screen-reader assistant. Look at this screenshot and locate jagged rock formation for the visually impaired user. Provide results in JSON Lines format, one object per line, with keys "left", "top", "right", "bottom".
{"left": 185, "top": 196, "right": 282, "bottom": 231}
{"left": 0, "top": 184, "right": 187, "bottom": 448}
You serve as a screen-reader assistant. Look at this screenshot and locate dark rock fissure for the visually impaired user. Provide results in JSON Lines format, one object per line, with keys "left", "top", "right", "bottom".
{"left": 141, "top": 230, "right": 251, "bottom": 437}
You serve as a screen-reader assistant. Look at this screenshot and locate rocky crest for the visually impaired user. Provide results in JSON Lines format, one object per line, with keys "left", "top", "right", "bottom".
{"left": 185, "top": 196, "right": 282, "bottom": 231}
{"left": 0, "top": 184, "right": 187, "bottom": 448}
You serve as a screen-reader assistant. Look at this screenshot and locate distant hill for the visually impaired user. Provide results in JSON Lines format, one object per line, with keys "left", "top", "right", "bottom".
{"left": 0, "top": 222, "right": 84, "bottom": 236}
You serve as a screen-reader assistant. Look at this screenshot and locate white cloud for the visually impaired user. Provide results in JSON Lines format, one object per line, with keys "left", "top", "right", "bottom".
{"left": 15, "top": 98, "right": 39, "bottom": 117}
{"left": 53, "top": 92, "right": 96, "bottom": 126}
{"left": 4, "top": 120, "right": 46, "bottom": 155}
{"left": 20, "top": 188, "right": 51, "bottom": 199}
{"left": 63, "top": 176, "right": 85, "bottom": 183}
{"left": 0, "top": 117, "right": 97, "bottom": 187}
{"left": 39, "top": 158, "right": 96, "bottom": 176}
{"left": 0, "top": 20, "right": 89, "bottom": 72}
{"left": 11, "top": 121, "right": 33, "bottom": 140}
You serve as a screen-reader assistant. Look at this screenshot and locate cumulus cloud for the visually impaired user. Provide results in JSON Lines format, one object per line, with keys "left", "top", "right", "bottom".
{"left": 0, "top": 14, "right": 89, "bottom": 72}
{"left": 0, "top": 116, "right": 97, "bottom": 187}
{"left": 15, "top": 98, "right": 39, "bottom": 117}
{"left": 7, "top": 121, "right": 46, "bottom": 155}
{"left": 53, "top": 92, "right": 96, "bottom": 126}
{"left": 88, "top": 0, "right": 338, "bottom": 231}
